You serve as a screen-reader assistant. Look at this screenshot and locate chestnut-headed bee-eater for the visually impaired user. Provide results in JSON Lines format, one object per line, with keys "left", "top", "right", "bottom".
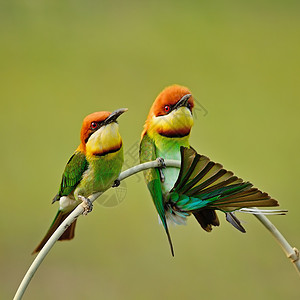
{"left": 139, "top": 85, "right": 280, "bottom": 256}
{"left": 33, "top": 108, "right": 127, "bottom": 254}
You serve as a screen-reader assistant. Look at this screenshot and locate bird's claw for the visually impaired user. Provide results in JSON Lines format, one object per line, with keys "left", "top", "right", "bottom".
{"left": 78, "top": 195, "right": 93, "bottom": 216}
{"left": 156, "top": 157, "right": 166, "bottom": 183}
{"left": 156, "top": 157, "right": 166, "bottom": 168}
{"left": 112, "top": 179, "right": 120, "bottom": 187}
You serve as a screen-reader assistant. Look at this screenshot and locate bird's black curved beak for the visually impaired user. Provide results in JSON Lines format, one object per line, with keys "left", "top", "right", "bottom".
{"left": 173, "top": 94, "right": 192, "bottom": 110}
{"left": 105, "top": 108, "right": 128, "bottom": 125}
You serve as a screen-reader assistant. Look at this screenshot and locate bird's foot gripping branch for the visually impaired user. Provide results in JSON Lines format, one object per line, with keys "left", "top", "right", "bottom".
{"left": 78, "top": 195, "right": 93, "bottom": 215}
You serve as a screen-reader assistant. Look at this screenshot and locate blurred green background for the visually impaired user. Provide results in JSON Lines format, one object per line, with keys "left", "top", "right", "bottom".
{"left": 1, "top": 1, "right": 299, "bottom": 299}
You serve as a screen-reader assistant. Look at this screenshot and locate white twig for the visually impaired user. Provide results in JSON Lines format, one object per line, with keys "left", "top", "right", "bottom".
{"left": 14, "top": 158, "right": 299, "bottom": 299}
{"left": 13, "top": 159, "right": 181, "bottom": 300}
{"left": 239, "top": 208, "right": 287, "bottom": 215}
{"left": 13, "top": 203, "right": 86, "bottom": 300}
{"left": 253, "top": 212, "right": 300, "bottom": 276}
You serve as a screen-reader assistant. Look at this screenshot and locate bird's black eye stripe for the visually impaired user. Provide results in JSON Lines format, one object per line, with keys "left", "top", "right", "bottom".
{"left": 164, "top": 104, "right": 174, "bottom": 113}
{"left": 90, "top": 121, "right": 107, "bottom": 130}
{"left": 158, "top": 96, "right": 191, "bottom": 117}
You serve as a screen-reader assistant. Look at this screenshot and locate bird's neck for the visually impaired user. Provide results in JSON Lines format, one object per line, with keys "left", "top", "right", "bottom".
{"left": 149, "top": 129, "right": 190, "bottom": 155}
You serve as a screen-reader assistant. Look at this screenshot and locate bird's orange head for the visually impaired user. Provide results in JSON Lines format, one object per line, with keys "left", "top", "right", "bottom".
{"left": 79, "top": 108, "right": 127, "bottom": 156}
{"left": 142, "top": 85, "right": 195, "bottom": 139}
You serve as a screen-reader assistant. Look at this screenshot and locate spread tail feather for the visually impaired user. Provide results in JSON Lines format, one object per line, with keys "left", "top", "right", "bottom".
{"left": 169, "top": 147, "right": 282, "bottom": 232}
{"left": 32, "top": 210, "right": 77, "bottom": 254}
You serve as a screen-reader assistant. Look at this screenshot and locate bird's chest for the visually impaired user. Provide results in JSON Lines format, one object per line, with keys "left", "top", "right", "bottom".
{"left": 76, "top": 151, "right": 123, "bottom": 197}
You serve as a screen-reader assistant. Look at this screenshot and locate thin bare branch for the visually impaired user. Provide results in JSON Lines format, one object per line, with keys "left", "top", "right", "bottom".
{"left": 254, "top": 212, "right": 300, "bottom": 276}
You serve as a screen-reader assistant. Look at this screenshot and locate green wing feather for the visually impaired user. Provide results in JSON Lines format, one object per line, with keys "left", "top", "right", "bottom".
{"left": 170, "top": 147, "right": 279, "bottom": 232}
{"left": 34, "top": 151, "right": 87, "bottom": 254}
{"left": 52, "top": 150, "right": 88, "bottom": 202}
{"left": 140, "top": 133, "right": 174, "bottom": 256}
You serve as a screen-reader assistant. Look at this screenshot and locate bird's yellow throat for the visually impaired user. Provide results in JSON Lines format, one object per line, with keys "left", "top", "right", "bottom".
{"left": 147, "top": 107, "right": 194, "bottom": 139}
{"left": 86, "top": 122, "right": 122, "bottom": 157}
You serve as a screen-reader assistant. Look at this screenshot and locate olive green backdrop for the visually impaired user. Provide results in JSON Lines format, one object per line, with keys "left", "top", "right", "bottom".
{"left": 1, "top": 1, "right": 299, "bottom": 299}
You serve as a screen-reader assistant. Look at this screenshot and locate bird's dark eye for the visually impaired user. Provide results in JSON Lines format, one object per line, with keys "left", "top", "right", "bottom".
{"left": 91, "top": 122, "right": 98, "bottom": 129}
{"left": 187, "top": 102, "right": 191, "bottom": 109}
{"left": 164, "top": 105, "right": 170, "bottom": 113}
